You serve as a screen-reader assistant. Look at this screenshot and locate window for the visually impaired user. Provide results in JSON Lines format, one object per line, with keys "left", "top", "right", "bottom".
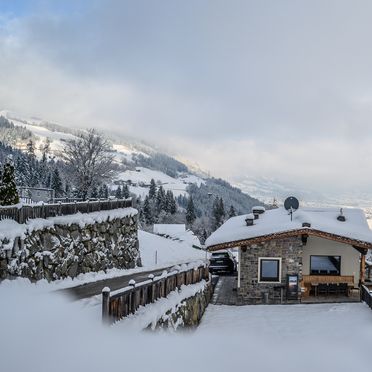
{"left": 258, "top": 258, "right": 281, "bottom": 283}
{"left": 310, "top": 255, "right": 341, "bottom": 275}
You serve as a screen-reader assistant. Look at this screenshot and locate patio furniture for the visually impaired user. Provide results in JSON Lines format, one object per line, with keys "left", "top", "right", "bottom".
{"left": 318, "top": 283, "right": 328, "bottom": 296}
{"left": 328, "top": 283, "right": 338, "bottom": 295}
{"left": 337, "top": 283, "right": 348, "bottom": 296}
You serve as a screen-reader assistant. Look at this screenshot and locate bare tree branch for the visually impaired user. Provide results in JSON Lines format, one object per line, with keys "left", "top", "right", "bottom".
{"left": 60, "top": 129, "right": 116, "bottom": 199}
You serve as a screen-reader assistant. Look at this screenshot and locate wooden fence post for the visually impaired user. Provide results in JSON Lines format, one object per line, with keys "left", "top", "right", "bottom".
{"left": 148, "top": 274, "right": 155, "bottom": 302}
{"left": 102, "top": 287, "right": 111, "bottom": 325}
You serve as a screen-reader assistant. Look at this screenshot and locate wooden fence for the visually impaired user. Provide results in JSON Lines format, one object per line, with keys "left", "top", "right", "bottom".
{"left": 0, "top": 198, "right": 133, "bottom": 224}
{"left": 361, "top": 285, "right": 372, "bottom": 309}
{"left": 102, "top": 264, "right": 210, "bottom": 325}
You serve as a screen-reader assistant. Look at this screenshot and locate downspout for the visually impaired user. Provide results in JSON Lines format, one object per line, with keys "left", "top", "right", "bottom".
{"left": 237, "top": 247, "right": 241, "bottom": 289}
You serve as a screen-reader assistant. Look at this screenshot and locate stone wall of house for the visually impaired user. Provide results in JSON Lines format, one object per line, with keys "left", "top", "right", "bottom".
{"left": 0, "top": 214, "right": 140, "bottom": 281}
{"left": 150, "top": 282, "right": 213, "bottom": 330}
{"left": 238, "top": 236, "right": 303, "bottom": 304}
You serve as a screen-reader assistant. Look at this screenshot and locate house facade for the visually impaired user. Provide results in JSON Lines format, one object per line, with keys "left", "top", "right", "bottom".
{"left": 206, "top": 204, "right": 372, "bottom": 305}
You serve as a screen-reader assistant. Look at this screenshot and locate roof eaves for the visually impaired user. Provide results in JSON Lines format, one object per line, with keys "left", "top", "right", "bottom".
{"left": 207, "top": 228, "right": 372, "bottom": 251}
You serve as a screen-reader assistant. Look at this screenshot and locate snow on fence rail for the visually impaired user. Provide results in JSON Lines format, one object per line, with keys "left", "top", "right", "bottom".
{"left": 361, "top": 285, "right": 372, "bottom": 310}
{"left": 0, "top": 198, "right": 133, "bottom": 224}
{"left": 102, "top": 262, "right": 210, "bottom": 325}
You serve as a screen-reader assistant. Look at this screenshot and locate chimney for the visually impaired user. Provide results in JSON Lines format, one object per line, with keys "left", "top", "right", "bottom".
{"left": 252, "top": 206, "right": 266, "bottom": 215}
{"left": 245, "top": 213, "right": 255, "bottom": 226}
{"left": 337, "top": 208, "right": 346, "bottom": 222}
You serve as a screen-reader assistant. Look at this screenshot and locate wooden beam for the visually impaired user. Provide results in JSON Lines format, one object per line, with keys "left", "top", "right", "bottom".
{"left": 352, "top": 246, "right": 368, "bottom": 255}
{"left": 361, "top": 254, "right": 366, "bottom": 285}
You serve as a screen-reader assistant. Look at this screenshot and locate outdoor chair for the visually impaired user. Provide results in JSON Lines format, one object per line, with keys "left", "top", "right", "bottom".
{"left": 328, "top": 284, "right": 338, "bottom": 296}
{"left": 338, "top": 283, "right": 348, "bottom": 296}
{"left": 318, "top": 283, "right": 328, "bottom": 296}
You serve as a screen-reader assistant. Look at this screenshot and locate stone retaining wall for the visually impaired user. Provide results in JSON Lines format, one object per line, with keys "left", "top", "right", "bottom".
{"left": 152, "top": 282, "right": 213, "bottom": 330}
{"left": 0, "top": 213, "right": 140, "bottom": 281}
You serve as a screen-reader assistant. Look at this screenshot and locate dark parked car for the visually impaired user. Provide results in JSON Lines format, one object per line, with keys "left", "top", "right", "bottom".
{"left": 209, "top": 251, "right": 237, "bottom": 274}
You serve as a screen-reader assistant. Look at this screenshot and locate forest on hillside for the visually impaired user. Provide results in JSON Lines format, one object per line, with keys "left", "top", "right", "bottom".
{"left": 0, "top": 115, "right": 265, "bottom": 242}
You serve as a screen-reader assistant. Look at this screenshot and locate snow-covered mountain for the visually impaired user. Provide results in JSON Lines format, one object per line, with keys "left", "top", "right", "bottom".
{"left": 0, "top": 110, "right": 205, "bottom": 199}
{"left": 2, "top": 109, "right": 371, "bottom": 224}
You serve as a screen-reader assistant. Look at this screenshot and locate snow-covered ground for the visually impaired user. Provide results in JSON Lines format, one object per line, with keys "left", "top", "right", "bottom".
{"left": 139, "top": 230, "right": 205, "bottom": 267}
{"left": 153, "top": 224, "right": 202, "bottom": 248}
{"left": 116, "top": 167, "right": 204, "bottom": 198}
{"left": 1, "top": 277, "right": 372, "bottom": 372}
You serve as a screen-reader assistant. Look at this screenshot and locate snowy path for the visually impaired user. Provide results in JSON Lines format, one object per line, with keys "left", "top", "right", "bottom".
{"left": 60, "top": 264, "right": 179, "bottom": 300}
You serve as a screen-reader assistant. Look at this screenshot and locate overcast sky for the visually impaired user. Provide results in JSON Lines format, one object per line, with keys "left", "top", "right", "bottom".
{"left": 1, "top": 0, "right": 372, "bottom": 195}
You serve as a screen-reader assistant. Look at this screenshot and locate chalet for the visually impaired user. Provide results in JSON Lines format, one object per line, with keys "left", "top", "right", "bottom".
{"left": 205, "top": 202, "right": 372, "bottom": 304}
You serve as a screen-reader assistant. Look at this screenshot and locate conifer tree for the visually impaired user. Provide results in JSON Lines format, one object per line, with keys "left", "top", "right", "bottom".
{"left": 143, "top": 195, "right": 153, "bottom": 225}
{"left": 156, "top": 185, "right": 166, "bottom": 212}
{"left": 15, "top": 156, "right": 30, "bottom": 186}
{"left": 165, "top": 190, "right": 177, "bottom": 214}
{"left": 212, "top": 197, "right": 225, "bottom": 229}
{"left": 228, "top": 205, "right": 236, "bottom": 218}
{"left": 186, "top": 196, "right": 196, "bottom": 225}
{"left": 90, "top": 185, "right": 98, "bottom": 198}
{"left": 44, "top": 172, "right": 52, "bottom": 188}
{"left": 122, "top": 184, "right": 130, "bottom": 198}
{"left": 26, "top": 139, "right": 36, "bottom": 158}
{"left": 65, "top": 181, "right": 72, "bottom": 197}
{"left": 102, "top": 184, "right": 109, "bottom": 199}
{"left": 50, "top": 168, "right": 64, "bottom": 197}
{"left": 115, "top": 185, "right": 122, "bottom": 199}
{"left": 0, "top": 156, "right": 19, "bottom": 206}
{"left": 149, "top": 178, "right": 157, "bottom": 199}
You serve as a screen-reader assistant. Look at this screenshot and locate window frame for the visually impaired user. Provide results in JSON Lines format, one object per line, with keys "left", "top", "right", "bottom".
{"left": 309, "top": 255, "right": 341, "bottom": 276}
{"left": 258, "top": 257, "right": 282, "bottom": 283}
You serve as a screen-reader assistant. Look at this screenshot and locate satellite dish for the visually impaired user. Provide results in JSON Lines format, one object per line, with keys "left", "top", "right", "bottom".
{"left": 284, "top": 197, "right": 299, "bottom": 221}
{"left": 284, "top": 196, "right": 299, "bottom": 211}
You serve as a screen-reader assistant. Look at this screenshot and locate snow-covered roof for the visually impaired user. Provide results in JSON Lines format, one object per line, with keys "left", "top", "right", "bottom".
{"left": 153, "top": 224, "right": 201, "bottom": 248}
{"left": 153, "top": 224, "right": 186, "bottom": 235}
{"left": 206, "top": 207, "right": 372, "bottom": 250}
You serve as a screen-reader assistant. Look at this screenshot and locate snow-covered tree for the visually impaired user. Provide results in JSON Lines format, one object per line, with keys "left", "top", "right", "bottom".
{"left": 115, "top": 185, "right": 122, "bottom": 199}
{"left": 228, "top": 205, "right": 236, "bottom": 218}
{"left": 212, "top": 196, "right": 225, "bottom": 229}
{"left": 186, "top": 196, "right": 196, "bottom": 225}
{"left": 50, "top": 168, "right": 64, "bottom": 197}
{"left": 165, "top": 190, "right": 177, "bottom": 214}
{"left": 0, "top": 156, "right": 19, "bottom": 206}
{"left": 98, "top": 184, "right": 109, "bottom": 199}
{"left": 143, "top": 195, "right": 153, "bottom": 225}
{"left": 149, "top": 178, "right": 157, "bottom": 199}
{"left": 15, "top": 156, "right": 30, "bottom": 186}
{"left": 156, "top": 185, "right": 166, "bottom": 212}
{"left": 61, "top": 129, "right": 116, "bottom": 199}
{"left": 122, "top": 184, "right": 130, "bottom": 198}
{"left": 90, "top": 185, "right": 98, "bottom": 198}
{"left": 26, "top": 139, "right": 36, "bottom": 158}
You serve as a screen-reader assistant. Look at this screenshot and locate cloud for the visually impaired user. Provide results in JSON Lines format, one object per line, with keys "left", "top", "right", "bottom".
{"left": 1, "top": 1, "right": 372, "bottom": 194}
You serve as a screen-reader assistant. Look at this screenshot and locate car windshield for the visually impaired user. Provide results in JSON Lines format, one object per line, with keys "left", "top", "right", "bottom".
{"left": 211, "top": 253, "right": 229, "bottom": 259}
